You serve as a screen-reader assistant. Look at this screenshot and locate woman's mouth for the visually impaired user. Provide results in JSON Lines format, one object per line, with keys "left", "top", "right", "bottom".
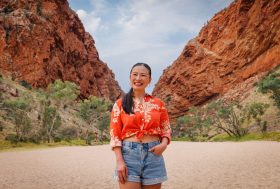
{"left": 134, "top": 82, "right": 143, "bottom": 86}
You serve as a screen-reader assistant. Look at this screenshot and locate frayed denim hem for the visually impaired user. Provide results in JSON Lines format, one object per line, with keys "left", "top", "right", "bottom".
{"left": 142, "top": 176, "right": 168, "bottom": 185}
{"left": 114, "top": 175, "right": 141, "bottom": 183}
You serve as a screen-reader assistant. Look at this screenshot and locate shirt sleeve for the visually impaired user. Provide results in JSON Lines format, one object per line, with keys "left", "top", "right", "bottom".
{"left": 159, "top": 101, "right": 171, "bottom": 144}
{"left": 109, "top": 100, "right": 123, "bottom": 150}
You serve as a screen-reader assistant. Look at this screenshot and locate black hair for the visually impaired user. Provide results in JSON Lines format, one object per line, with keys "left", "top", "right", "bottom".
{"left": 122, "top": 63, "right": 151, "bottom": 114}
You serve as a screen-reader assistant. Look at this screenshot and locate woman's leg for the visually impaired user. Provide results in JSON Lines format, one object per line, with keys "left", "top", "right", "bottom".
{"left": 142, "top": 183, "right": 161, "bottom": 189}
{"left": 119, "top": 181, "right": 141, "bottom": 189}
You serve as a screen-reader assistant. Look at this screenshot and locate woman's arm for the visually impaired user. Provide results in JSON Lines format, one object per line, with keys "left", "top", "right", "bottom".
{"left": 149, "top": 137, "right": 168, "bottom": 155}
{"left": 113, "top": 147, "right": 128, "bottom": 184}
{"left": 149, "top": 100, "right": 171, "bottom": 155}
{"left": 110, "top": 100, "right": 127, "bottom": 183}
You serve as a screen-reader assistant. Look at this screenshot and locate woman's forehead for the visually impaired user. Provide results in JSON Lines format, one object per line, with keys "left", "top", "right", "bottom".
{"left": 131, "top": 65, "right": 149, "bottom": 73}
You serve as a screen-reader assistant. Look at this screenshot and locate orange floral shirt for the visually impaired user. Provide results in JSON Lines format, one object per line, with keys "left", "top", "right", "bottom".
{"left": 110, "top": 94, "right": 171, "bottom": 149}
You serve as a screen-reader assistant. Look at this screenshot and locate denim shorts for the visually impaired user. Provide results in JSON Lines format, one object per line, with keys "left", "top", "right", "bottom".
{"left": 115, "top": 141, "right": 167, "bottom": 185}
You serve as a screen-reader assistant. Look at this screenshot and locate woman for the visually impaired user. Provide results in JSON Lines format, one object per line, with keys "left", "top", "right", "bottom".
{"left": 110, "top": 63, "right": 171, "bottom": 189}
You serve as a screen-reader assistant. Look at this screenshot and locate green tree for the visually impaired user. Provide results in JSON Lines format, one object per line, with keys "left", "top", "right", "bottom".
{"left": 176, "top": 107, "right": 211, "bottom": 140}
{"left": 244, "top": 102, "right": 269, "bottom": 133}
{"left": 59, "top": 126, "right": 79, "bottom": 142}
{"left": 2, "top": 98, "right": 32, "bottom": 142}
{"left": 47, "top": 79, "right": 80, "bottom": 108}
{"left": 175, "top": 116, "right": 190, "bottom": 137}
{"left": 78, "top": 96, "right": 111, "bottom": 144}
{"left": 206, "top": 101, "right": 248, "bottom": 137}
{"left": 36, "top": 80, "right": 79, "bottom": 143}
{"left": 41, "top": 106, "right": 61, "bottom": 143}
{"left": 97, "top": 113, "right": 110, "bottom": 142}
{"left": 176, "top": 115, "right": 197, "bottom": 140}
{"left": 257, "top": 70, "right": 280, "bottom": 109}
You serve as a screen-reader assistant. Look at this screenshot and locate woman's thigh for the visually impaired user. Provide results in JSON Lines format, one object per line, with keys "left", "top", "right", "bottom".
{"left": 119, "top": 181, "right": 141, "bottom": 189}
{"left": 142, "top": 183, "right": 161, "bottom": 189}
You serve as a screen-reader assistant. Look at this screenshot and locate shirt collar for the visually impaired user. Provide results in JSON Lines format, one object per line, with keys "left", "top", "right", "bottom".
{"left": 144, "top": 93, "right": 153, "bottom": 100}
{"left": 132, "top": 93, "right": 152, "bottom": 102}
{"left": 145, "top": 93, "right": 152, "bottom": 97}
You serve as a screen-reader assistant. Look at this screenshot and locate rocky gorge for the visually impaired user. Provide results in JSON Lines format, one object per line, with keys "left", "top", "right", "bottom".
{"left": 0, "top": 0, "right": 122, "bottom": 101}
{"left": 153, "top": 0, "right": 280, "bottom": 120}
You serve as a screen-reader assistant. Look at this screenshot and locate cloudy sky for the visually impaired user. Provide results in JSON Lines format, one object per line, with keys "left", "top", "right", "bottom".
{"left": 68, "top": 0, "right": 233, "bottom": 93}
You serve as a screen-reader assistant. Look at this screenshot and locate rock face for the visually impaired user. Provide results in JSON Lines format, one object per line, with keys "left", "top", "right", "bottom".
{"left": 0, "top": 0, "right": 122, "bottom": 100}
{"left": 153, "top": 0, "right": 280, "bottom": 120}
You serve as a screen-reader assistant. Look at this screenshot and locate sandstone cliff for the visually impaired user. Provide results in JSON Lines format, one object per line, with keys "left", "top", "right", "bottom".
{"left": 153, "top": 0, "right": 280, "bottom": 120}
{"left": 0, "top": 0, "right": 122, "bottom": 100}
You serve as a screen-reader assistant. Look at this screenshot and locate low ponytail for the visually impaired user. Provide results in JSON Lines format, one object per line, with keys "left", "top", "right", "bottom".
{"left": 122, "top": 88, "right": 134, "bottom": 114}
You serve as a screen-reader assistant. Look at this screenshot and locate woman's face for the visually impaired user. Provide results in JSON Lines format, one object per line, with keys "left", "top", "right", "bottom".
{"left": 130, "top": 65, "right": 151, "bottom": 92}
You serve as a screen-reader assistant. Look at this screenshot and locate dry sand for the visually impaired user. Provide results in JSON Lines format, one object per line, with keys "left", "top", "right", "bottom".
{"left": 0, "top": 141, "right": 280, "bottom": 189}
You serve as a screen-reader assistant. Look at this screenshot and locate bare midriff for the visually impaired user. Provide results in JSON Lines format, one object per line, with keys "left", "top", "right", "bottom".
{"left": 123, "top": 134, "right": 159, "bottom": 143}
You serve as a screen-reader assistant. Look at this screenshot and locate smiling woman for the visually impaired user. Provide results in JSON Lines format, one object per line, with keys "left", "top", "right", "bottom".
{"left": 130, "top": 65, "right": 151, "bottom": 97}
{"left": 110, "top": 63, "right": 171, "bottom": 189}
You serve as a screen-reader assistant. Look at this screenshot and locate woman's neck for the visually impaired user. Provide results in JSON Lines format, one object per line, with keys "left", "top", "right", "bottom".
{"left": 133, "top": 90, "right": 145, "bottom": 98}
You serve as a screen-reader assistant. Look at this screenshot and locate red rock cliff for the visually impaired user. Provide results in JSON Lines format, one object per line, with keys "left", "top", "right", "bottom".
{"left": 153, "top": 0, "right": 280, "bottom": 120}
{"left": 0, "top": 0, "right": 122, "bottom": 100}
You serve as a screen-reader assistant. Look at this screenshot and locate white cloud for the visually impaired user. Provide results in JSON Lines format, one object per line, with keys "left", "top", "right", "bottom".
{"left": 71, "top": 0, "right": 233, "bottom": 93}
{"left": 76, "top": 9, "right": 87, "bottom": 19}
{"left": 76, "top": 9, "right": 101, "bottom": 34}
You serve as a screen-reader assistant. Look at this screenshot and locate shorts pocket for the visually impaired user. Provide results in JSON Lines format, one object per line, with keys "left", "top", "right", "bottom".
{"left": 149, "top": 151, "right": 162, "bottom": 158}
{"left": 122, "top": 146, "right": 131, "bottom": 155}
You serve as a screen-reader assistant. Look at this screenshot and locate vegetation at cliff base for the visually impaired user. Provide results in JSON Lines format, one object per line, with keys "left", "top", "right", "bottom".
{"left": 0, "top": 76, "right": 113, "bottom": 151}
{"left": 174, "top": 67, "right": 280, "bottom": 142}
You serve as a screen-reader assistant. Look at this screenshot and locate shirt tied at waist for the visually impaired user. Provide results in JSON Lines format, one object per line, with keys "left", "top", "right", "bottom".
{"left": 136, "top": 130, "right": 146, "bottom": 139}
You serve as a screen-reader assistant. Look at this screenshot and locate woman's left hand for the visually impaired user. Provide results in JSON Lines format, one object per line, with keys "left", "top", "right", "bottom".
{"left": 149, "top": 143, "right": 167, "bottom": 156}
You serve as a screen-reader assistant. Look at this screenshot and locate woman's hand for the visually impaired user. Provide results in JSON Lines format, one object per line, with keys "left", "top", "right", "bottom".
{"left": 113, "top": 147, "right": 128, "bottom": 184}
{"left": 149, "top": 142, "right": 167, "bottom": 156}
{"left": 116, "top": 158, "right": 128, "bottom": 183}
{"left": 149, "top": 137, "right": 168, "bottom": 156}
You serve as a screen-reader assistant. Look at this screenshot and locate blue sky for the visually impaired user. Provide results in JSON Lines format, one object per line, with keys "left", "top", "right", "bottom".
{"left": 68, "top": 0, "right": 233, "bottom": 93}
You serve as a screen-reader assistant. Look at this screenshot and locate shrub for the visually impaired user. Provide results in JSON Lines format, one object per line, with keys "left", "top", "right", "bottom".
{"left": 97, "top": 113, "right": 110, "bottom": 141}
{"left": 36, "top": 1, "right": 42, "bottom": 16}
{"left": 177, "top": 100, "right": 270, "bottom": 139}
{"left": 19, "top": 80, "right": 32, "bottom": 90}
{"left": 175, "top": 106, "right": 211, "bottom": 139}
{"left": 78, "top": 96, "right": 112, "bottom": 143}
{"left": 244, "top": 102, "right": 269, "bottom": 133}
{"left": 5, "top": 133, "right": 19, "bottom": 144}
{"left": 4, "top": 25, "right": 12, "bottom": 42}
{"left": 78, "top": 96, "right": 111, "bottom": 123}
{"left": 82, "top": 130, "right": 96, "bottom": 145}
{"left": 59, "top": 127, "right": 79, "bottom": 141}
{"left": 36, "top": 80, "right": 80, "bottom": 143}
{"left": 3, "top": 99, "right": 29, "bottom": 110}
{"left": 28, "top": 133, "right": 41, "bottom": 144}
{"left": 206, "top": 101, "right": 249, "bottom": 137}
{"left": 257, "top": 69, "right": 280, "bottom": 109}
{"left": 41, "top": 106, "right": 61, "bottom": 143}
{"left": 3, "top": 5, "right": 13, "bottom": 14}
{"left": 2, "top": 98, "right": 32, "bottom": 141}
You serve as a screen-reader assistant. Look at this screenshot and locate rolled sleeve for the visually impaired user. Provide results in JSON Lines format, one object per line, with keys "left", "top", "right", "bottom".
{"left": 109, "top": 100, "right": 123, "bottom": 150}
{"left": 160, "top": 101, "right": 171, "bottom": 144}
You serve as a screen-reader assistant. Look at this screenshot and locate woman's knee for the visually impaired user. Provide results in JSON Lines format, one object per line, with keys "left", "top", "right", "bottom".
{"left": 142, "top": 183, "right": 161, "bottom": 189}
{"left": 119, "top": 181, "right": 142, "bottom": 189}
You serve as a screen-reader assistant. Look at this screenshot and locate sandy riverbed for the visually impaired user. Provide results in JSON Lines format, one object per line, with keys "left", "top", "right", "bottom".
{"left": 0, "top": 141, "right": 280, "bottom": 189}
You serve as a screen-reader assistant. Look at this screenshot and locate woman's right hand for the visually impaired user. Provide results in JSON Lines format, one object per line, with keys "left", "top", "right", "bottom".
{"left": 116, "top": 159, "right": 128, "bottom": 183}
